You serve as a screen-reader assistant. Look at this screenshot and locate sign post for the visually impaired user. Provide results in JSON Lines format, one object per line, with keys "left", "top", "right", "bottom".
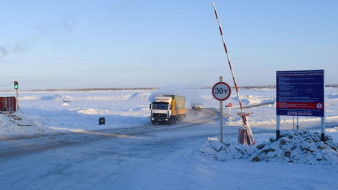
{"left": 227, "top": 103, "right": 232, "bottom": 118}
{"left": 212, "top": 2, "right": 256, "bottom": 145}
{"left": 276, "top": 70, "right": 325, "bottom": 141}
{"left": 212, "top": 76, "right": 231, "bottom": 143}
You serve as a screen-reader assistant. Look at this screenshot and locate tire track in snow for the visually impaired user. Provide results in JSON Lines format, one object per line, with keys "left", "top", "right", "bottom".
{"left": 0, "top": 109, "right": 217, "bottom": 159}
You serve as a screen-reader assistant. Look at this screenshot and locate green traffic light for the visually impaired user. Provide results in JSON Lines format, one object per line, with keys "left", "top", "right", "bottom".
{"left": 14, "top": 81, "right": 18, "bottom": 89}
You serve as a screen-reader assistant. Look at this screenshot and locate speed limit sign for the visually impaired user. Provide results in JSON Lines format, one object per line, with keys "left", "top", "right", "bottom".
{"left": 212, "top": 82, "right": 231, "bottom": 101}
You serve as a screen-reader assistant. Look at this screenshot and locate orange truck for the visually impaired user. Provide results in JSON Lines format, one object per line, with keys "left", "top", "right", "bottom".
{"left": 150, "top": 95, "right": 186, "bottom": 124}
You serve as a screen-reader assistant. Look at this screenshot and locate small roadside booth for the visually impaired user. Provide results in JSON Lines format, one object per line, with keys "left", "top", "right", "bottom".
{"left": 0, "top": 97, "right": 17, "bottom": 111}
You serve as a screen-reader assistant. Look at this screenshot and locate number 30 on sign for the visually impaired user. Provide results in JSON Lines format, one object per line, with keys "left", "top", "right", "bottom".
{"left": 212, "top": 82, "right": 231, "bottom": 101}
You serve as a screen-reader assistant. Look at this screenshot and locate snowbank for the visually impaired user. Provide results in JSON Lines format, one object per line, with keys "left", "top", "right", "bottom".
{"left": 200, "top": 130, "right": 338, "bottom": 165}
{"left": 327, "top": 94, "right": 338, "bottom": 100}
{"left": 232, "top": 95, "right": 275, "bottom": 105}
{"left": 0, "top": 112, "right": 56, "bottom": 136}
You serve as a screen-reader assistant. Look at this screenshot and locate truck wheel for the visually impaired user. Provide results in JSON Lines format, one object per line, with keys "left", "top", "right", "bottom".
{"left": 151, "top": 121, "right": 156, "bottom": 125}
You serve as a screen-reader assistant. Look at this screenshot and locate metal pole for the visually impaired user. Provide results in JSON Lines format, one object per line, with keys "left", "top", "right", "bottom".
{"left": 321, "top": 117, "right": 325, "bottom": 141}
{"left": 276, "top": 115, "right": 280, "bottom": 139}
{"left": 212, "top": 1, "right": 255, "bottom": 144}
{"left": 321, "top": 73, "right": 325, "bottom": 141}
{"left": 16, "top": 88, "right": 19, "bottom": 111}
{"left": 219, "top": 76, "right": 224, "bottom": 143}
{"left": 296, "top": 116, "right": 299, "bottom": 130}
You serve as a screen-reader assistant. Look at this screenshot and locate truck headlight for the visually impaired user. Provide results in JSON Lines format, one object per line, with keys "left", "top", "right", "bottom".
{"left": 165, "top": 118, "right": 168, "bottom": 121}
{"left": 151, "top": 118, "right": 154, "bottom": 120}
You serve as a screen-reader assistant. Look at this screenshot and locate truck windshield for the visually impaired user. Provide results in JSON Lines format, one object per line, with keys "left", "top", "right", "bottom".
{"left": 152, "top": 103, "right": 169, "bottom": 110}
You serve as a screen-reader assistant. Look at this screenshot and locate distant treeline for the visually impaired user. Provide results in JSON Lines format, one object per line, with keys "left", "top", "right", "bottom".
{"left": 0, "top": 85, "right": 337, "bottom": 92}
{"left": 28, "top": 88, "right": 159, "bottom": 92}
{"left": 201, "top": 84, "right": 338, "bottom": 89}
{"left": 238, "top": 84, "right": 338, "bottom": 89}
{"left": 0, "top": 88, "right": 158, "bottom": 92}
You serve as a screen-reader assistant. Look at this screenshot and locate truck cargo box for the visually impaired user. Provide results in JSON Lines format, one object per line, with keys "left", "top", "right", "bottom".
{"left": 163, "top": 95, "right": 185, "bottom": 111}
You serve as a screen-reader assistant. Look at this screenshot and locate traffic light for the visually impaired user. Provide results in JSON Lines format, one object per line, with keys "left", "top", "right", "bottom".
{"left": 14, "top": 81, "right": 18, "bottom": 89}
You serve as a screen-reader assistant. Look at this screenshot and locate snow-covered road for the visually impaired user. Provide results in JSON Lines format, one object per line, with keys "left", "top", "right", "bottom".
{"left": 1, "top": 119, "right": 337, "bottom": 190}
{"left": 0, "top": 109, "right": 217, "bottom": 158}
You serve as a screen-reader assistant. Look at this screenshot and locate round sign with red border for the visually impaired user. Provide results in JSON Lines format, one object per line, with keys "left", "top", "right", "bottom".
{"left": 212, "top": 82, "right": 231, "bottom": 101}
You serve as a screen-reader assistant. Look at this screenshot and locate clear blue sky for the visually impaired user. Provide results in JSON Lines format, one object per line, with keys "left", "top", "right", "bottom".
{"left": 1, "top": 0, "right": 337, "bottom": 89}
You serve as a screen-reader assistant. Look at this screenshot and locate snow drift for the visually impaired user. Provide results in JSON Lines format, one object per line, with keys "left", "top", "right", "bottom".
{"left": 0, "top": 112, "right": 55, "bottom": 136}
{"left": 201, "top": 130, "right": 338, "bottom": 165}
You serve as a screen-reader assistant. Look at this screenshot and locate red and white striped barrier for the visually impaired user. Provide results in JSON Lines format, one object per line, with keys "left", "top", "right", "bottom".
{"left": 212, "top": 2, "right": 255, "bottom": 145}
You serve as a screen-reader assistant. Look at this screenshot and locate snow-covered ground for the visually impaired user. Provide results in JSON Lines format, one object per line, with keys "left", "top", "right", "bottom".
{"left": 0, "top": 87, "right": 337, "bottom": 189}
{"left": 1, "top": 87, "right": 337, "bottom": 136}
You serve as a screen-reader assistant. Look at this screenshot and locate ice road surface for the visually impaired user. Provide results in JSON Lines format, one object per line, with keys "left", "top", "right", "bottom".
{"left": 0, "top": 88, "right": 337, "bottom": 190}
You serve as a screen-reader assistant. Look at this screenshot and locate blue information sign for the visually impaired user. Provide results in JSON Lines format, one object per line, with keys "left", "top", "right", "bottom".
{"left": 276, "top": 70, "right": 324, "bottom": 117}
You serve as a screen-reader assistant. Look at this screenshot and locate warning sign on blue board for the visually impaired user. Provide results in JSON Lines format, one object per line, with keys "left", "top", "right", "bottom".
{"left": 276, "top": 70, "right": 324, "bottom": 117}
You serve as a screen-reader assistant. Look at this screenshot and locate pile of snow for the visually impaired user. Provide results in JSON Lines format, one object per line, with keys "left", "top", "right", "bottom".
{"left": 200, "top": 130, "right": 338, "bottom": 165}
{"left": 0, "top": 112, "right": 56, "bottom": 136}
{"left": 327, "top": 94, "right": 338, "bottom": 100}
{"left": 326, "top": 127, "right": 338, "bottom": 133}
{"left": 233, "top": 95, "right": 275, "bottom": 106}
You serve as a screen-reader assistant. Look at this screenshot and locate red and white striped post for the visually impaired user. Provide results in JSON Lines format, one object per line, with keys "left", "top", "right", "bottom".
{"left": 212, "top": 1, "right": 255, "bottom": 145}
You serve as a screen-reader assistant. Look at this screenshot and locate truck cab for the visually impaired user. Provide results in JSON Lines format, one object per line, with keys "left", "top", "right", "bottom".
{"left": 150, "top": 95, "right": 186, "bottom": 125}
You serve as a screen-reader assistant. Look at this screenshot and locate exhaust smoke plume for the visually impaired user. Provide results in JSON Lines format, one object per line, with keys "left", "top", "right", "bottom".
{"left": 0, "top": 40, "right": 30, "bottom": 58}
{"left": 0, "top": 12, "right": 74, "bottom": 59}
{"left": 149, "top": 85, "right": 206, "bottom": 108}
